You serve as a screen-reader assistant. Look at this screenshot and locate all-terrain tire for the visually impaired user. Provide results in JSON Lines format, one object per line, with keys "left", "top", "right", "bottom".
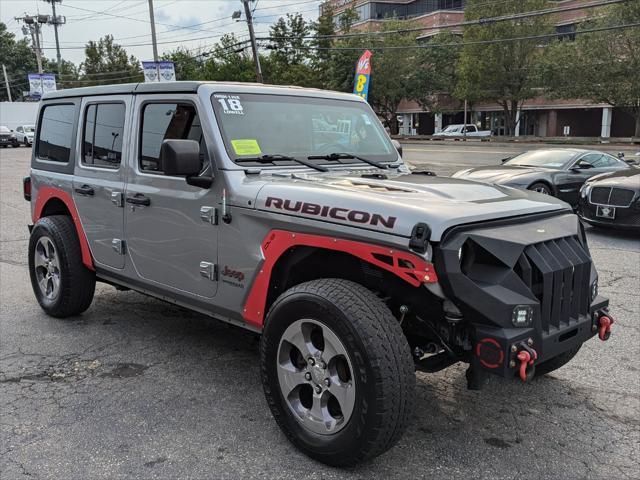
{"left": 535, "top": 345, "right": 581, "bottom": 377}
{"left": 28, "top": 215, "right": 96, "bottom": 317}
{"left": 260, "top": 278, "right": 415, "bottom": 466}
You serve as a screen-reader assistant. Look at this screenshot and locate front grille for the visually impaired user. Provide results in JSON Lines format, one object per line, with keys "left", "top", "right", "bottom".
{"left": 609, "top": 188, "right": 635, "bottom": 207}
{"left": 517, "top": 236, "right": 591, "bottom": 333}
{"left": 590, "top": 186, "right": 635, "bottom": 207}
{"left": 590, "top": 187, "right": 610, "bottom": 204}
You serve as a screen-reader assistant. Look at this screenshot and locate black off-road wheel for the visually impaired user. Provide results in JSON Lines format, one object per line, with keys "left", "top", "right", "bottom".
{"left": 28, "top": 215, "right": 96, "bottom": 317}
{"left": 535, "top": 345, "right": 581, "bottom": 377}
{"left": 260, "top": 278, "right": 415, "bottom": 466}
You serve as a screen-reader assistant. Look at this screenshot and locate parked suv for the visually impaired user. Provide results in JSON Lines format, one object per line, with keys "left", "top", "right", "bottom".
{"left": 24, "top": 82, "right": 613, "bottom": 466}
{"left": 0, "top": 125, "right": 19, "bottom": 148}
{"left": 14, "top": 124, "right": 35, "bottom": 146}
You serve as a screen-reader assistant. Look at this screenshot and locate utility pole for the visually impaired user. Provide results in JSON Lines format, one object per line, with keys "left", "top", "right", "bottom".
{"left": 2, "top": 64, "right": 12, "bottom": 102}
{"left": 148, "top": 0, "right": 160, "bottom": 81}
{"left": 15, "top": 16, "right": 44, "bottom": 73}
{"left": 242, "top": 0, "right": 263, "bottom": 83}
{"left": 43, "top": 0, "right": 64, "bottom": 75}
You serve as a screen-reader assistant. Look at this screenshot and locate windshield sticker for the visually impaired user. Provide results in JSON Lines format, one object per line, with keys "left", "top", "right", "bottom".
{"left": 215, "top": 94, "right": 244, "bottom": 115}
{"left": 231, "top": 139, "right": 262, "bottom": 156}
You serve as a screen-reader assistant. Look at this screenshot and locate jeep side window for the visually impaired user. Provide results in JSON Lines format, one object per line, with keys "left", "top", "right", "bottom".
{"left": 36, "top": 104, "right": 75, "bottom": 163}
{"left": 139, "top": 103, "right": 206, "bottom": 174}
{"left": 82, "top": 103, "right": 125, "bottom": 169}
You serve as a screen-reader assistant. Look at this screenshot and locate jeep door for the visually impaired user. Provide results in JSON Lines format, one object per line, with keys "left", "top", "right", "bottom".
{"left": 124, "top": 95, "right": 218, "bottom": 298}
{"left": 72, "top": 96, "right": 129, "bottom": 269}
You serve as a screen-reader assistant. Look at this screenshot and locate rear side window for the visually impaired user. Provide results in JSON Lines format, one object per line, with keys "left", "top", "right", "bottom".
{"left": 139, "top": 102, "right": 205, "bottom": 173}
{"left": 83, "top": 103, "right": 125, "bottom": 168}
{"left": 37, "top": 104, "right": 75, "bottom": 163}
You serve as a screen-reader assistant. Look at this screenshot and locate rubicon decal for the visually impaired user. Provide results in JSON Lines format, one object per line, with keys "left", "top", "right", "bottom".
{"left": 265, "top": 197, "right": 397, "bottom": 229}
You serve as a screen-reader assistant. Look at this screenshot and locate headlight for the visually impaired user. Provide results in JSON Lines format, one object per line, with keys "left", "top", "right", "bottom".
{"left": 581, "top": 184, "right": 592, "bottom": 198}
{"left": 512, "top": 305, "right": 533, "bottom": 327}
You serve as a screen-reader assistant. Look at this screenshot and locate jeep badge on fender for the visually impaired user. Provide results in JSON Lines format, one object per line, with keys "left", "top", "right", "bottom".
{"left": 24, "top": 82, "right": 613, "bottom": 467}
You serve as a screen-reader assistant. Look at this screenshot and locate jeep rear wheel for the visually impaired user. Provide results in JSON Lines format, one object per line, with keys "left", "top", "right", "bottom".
{"left": 260, "top": 278, "right": 415, "bottom": 466}
{"left": 28, "top": 215, "right": 96, "bottom": 317}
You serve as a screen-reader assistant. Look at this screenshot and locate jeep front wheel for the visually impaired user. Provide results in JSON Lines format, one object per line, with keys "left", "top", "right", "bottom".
{"left": 28, "top": 215, "right": 96, "bottom": 317}
{"left": 260, "top": 278, "right": 415, "bottom": 466}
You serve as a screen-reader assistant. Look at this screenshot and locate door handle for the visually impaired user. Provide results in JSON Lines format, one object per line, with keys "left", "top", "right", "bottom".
{"left": 75, "top": 185, "right": 95, "bottom": 196}
{"left": 126, "top": 193, "right": 151, "bottom": 206}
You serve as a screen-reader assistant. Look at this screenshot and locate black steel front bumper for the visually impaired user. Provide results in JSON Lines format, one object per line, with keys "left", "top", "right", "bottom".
{"left": 435, "top": 212, "right": 611, "bottom": 379}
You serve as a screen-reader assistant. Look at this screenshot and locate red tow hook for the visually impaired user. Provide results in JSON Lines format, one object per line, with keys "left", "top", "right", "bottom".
{"left": 517, "top": 345, "right": 538, "bottom": 382}
{"left": 598, "top": 315, "right": 614, "bottom": 341}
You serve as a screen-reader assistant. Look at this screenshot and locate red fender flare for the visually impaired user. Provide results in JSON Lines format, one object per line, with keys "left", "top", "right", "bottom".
{"left": 32, "top": 187, "right": 94, "bottom": 271}
{"left": 242, "top": 230, "right": 437, "bottom": 328}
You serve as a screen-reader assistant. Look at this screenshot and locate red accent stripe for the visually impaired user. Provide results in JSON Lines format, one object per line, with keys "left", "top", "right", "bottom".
{"left": 32, "top": 187, "right": 95, "bottom": 271}
{"left": 242, "top": 230, "right": 437, "bottom": 328}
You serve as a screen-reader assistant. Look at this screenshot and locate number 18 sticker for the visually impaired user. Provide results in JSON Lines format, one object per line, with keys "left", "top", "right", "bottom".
{"left": 215, "top": 94, "right": 244, "bottom": 115}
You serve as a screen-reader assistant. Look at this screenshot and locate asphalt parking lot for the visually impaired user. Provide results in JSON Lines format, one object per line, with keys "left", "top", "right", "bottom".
{"left": 1, "top": 145, "right": 639, "bottom": 479}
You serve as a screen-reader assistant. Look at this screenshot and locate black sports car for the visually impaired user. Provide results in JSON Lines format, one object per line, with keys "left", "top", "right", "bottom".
{"left": 578, "top": 168, "right": 640, "bottom": 230}
{"left": 452, "top": 148, "right": 634, "bottom": 207}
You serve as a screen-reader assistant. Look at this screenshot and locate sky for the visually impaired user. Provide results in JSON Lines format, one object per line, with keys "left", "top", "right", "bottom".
{"left": 1, "top": 0, "right": 323, "bottom": 66}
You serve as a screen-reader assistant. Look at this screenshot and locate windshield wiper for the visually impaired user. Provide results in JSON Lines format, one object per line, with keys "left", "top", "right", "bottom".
{"left": 307, "top": 152, "right": 391, "bottom": 170}
{"left": 236, "top": 154, "right": 328, "bottom": 172}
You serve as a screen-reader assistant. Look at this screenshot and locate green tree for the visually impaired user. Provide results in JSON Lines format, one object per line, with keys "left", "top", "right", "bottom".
{"left": 266, "top": 13, "right": 316, "bottom": 86}
{"left": 543, "top": 3, "right": 640, "bottom": 136}
{"left": 456, "top": 0, "right": 553, "bottom": 135}
{"left": 366, "top": 21, "right": 420, "bottom": 134}
{"left": 411, "top": 32, "right": 462, "bottom": 114}
{"left": 81, "top": 35, "right": 142, "bottom": 85}
{"left": 0, "top": 22, "right": 39, "bottom": 100}
{"left": 210, "top": 34, "right": 259, "bottom": 82}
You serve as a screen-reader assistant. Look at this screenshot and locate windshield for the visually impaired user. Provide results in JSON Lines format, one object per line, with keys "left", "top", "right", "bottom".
{"left": 211, "top": 93, "right": 396, "bottom": 167}
{"left": 505, "top": 150, "right": 576, "bottom": 169}
{"left": 442, "top": 125, "right": 460, "bottom": 133}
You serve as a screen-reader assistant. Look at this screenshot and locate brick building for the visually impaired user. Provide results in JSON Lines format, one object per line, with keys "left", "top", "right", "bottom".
{"left": 322, "top": 0, "right": 636, "bottom": 138}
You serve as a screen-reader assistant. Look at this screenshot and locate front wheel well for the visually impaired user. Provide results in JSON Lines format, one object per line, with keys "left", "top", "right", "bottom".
{"left": 264, "top": 246, "right": 433, "bottom": 321}
{"left": 527, "top": 180, "right": 555, "bottom": 195}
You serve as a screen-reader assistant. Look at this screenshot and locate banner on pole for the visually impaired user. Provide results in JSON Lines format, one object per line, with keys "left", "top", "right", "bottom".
{"left": 142, "top": 61, "right": 176, "bottom": 82}
{"left": 28, "top": 73, "right": 57, "bottom": 99}
{"left": 353, "top": 50, "right": 372, "bottom": 101}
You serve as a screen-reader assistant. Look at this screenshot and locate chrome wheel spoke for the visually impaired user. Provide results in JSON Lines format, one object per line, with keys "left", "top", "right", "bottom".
{"left": 277, "top": 365, "right": 307, "bottom": 397}
{"left": 328, "top": 381, "right": 355, "bottom": 420}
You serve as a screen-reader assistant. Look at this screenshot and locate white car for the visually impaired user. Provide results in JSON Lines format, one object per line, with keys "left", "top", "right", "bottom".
{"left": 433, "top": 123, "right": 492, "bottom": 138}
{"left": 14, "top": 124, "right": 35, "bottom": 146}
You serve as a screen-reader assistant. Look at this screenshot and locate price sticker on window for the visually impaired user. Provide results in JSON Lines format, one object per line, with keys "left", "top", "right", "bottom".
{"left": 231, "top": 139, "right": 261, "bottom": 156}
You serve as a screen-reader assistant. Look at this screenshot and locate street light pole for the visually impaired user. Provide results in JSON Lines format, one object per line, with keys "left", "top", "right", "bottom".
{"left": 32, "top": 24, "right": 44, "bottom": 74}
{"left": 148, "top": 0, "right": 160, "bottom": 81}
{"left": 46, "top": 0, "right": 63, "bottom": 75}
{"left": 242, "top": 0, "right": 263, "bottom": 83}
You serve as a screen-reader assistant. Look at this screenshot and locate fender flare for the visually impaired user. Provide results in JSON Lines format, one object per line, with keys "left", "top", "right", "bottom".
{"left": 242, "top": 229, "right": 437, "bottom": 328}
{"left": 32, "top": 187, "right": 94, "bottom": 271}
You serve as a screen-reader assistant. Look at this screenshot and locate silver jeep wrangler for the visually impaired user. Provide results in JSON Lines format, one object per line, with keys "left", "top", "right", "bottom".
{"left": 24, "top": 82, "right": 613, "bottom": 466}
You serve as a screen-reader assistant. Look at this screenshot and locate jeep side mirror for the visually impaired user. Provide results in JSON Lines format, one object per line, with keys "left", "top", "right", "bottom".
{"left": 391, "top": 139, "right": 403, "bottom": 157}
{"left": 161, "top": 139, "right": 201, "bottom": 176}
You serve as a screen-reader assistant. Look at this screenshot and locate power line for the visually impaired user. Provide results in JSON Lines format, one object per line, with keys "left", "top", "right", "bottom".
{"left": 268, "top": 22, "right": 640, "bottom": 51}
{"left": 258, "top": 0, "right": 628, "bottom": 41}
